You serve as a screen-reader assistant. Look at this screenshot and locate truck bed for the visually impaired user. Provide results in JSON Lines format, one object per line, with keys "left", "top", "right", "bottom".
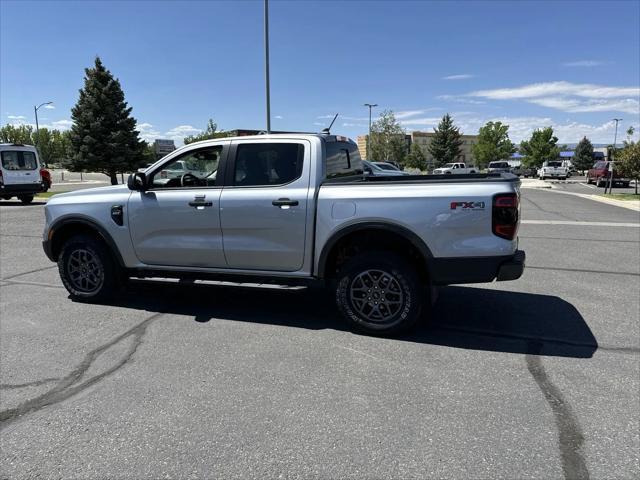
{"left": 324, "top": 172, "right": 520, "bottom": 185}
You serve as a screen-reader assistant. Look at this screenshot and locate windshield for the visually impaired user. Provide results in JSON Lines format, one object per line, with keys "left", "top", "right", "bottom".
{"left": 489, "top": 162, "right": 507, "bottom": 168}
{"left": 547, "top": 161, "right": 562, "bottom": 167}
{"left": 375, "top": 163, "right": 398, "bottom": 171}
{"left": 443, "top": 163, "right": 455, "bottom": 168}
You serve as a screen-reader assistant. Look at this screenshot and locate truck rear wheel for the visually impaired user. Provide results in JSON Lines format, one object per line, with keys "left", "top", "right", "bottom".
{"left": 18, "top": 195, "right": 34, "bottom": 204}
{"left": 58, "top": 234, "right": 119, "bottom": 302}
{"left": 334, "top": 251, "right": 423, "bottom": 335}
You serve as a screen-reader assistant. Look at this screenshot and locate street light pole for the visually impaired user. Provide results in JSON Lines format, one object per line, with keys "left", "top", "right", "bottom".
{"left": 606, "top": 118, "right": 623, "bottom": 194}
{"left": 364, "top": 103, "right": 377, "bottom": 160}
{"left": 33, "top": 101, "right": 53, "bottom": 148}
{"left": 264, "top": 0, "right": 271, "bottom": 134}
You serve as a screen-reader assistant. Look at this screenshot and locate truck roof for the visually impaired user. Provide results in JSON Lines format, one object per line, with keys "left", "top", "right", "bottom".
{"left": 184, "top": 133, "right": 356, "bottom": 146}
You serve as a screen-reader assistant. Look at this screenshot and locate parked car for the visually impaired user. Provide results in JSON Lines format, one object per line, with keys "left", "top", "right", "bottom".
{"left": 432, "top": 162, "right": 478, "bottom": 175}
{"left": 40, "top": 168, "right": 52, "bottom": 192}
{"left": 487, "top": 161, "right": 511, "bottom": 174}
{"left": 538, "top": 161, "right": 569, "bottom": 180}
{"left": 43, "top": 133, "right": 524, "bottom": 336}
{"left": 522, "top": 167, "right": 537, "bottom": 178}
{"left": 586, "top": 161, "right": 630, "bottom": 188}
{"left": 362, "top": 160, "right": 410, "bottom": 176}
{"left": 373, "top": 161, "right": 403, "bottom": 172}
{"left": 0, "top": 143, "right": 44, "bottom": 203}
{"left": 510, "top": 165, "right": 523, "bottom": 176}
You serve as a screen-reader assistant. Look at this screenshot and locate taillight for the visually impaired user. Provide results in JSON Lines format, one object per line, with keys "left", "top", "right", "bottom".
{"left": 493, "top": 193, "right": 519, "bottom": 240}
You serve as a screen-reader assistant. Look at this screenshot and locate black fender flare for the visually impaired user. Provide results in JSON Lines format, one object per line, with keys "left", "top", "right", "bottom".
{"left": 317, "top": 221, "right": 433, "bottom": 279}
{"left": 46, "top": 215, "right": 126, "bottom": 267}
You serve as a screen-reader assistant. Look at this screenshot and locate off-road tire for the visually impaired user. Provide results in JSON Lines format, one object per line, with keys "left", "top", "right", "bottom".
{"left": 58, "top": 234, "right": 119, "bottom": 302}
{"left": 334, "top": 251, "right": 423, "bottom": 335}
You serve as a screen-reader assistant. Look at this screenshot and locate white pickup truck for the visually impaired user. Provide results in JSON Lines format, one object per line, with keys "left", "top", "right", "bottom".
{"left": 432, "top": 162, "right": 477, "bottom": 175}
{"left": 43, "top": 133, "right": 525, "bottom": 335}
{"left": 538, "top": 161, "right": 569, "bottom": 180}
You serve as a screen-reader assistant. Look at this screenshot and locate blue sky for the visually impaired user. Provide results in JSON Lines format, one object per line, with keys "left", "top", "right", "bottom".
{"left": 1, "top": 0, "right": 639, "bottom": 145}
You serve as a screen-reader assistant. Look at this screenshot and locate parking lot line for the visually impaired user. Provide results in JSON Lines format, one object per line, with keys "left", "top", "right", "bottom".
{"left": 522, "top": 220, "right": 640, "bottom": 227}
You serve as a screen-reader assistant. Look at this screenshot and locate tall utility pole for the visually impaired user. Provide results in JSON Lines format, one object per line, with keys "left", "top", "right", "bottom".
{"left": 364, "top": 103, "right": 377, "bottom": 160}
{"left": 264, "top": 0, "right": 271, "bottom": 134}
{"left": 606, "top": 118, "right": 623, "bottom": 194}
{"left": 34, "top": 101, "right": 53, "bottom": 147}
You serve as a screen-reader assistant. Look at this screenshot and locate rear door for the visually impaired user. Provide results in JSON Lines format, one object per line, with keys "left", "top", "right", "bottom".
{"left": 0, "top": 149, "right": 41, "bottom": 185}
{"left": 219, "top": 139, "right": 311, "bottom": 271}
{"left": 128, "top": 143, "right": 229, "bottom": 268}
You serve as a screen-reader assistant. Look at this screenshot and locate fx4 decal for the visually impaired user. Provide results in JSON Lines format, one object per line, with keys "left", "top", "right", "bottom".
{"left": 450, "top": 201, "right": 485, "bottom": 210}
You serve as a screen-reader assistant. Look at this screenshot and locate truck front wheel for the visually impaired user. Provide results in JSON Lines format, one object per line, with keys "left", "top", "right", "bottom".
{"left": 334, "top": 251, "right": 423, "bottom": 335}
{"left": 58, "top": 234, "right": 120, "bottom": 302}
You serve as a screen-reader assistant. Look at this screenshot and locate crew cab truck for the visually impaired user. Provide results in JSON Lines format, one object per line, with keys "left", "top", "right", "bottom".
{"left": 538, "top": 161, "right": 569, "bottom": 180}
{"left": 586, "top": 160, "right": 630, "bottom": 188}
{"left": 43, "top": 134, "right": 525, "bottom": 335}
{"left": 432, "top": 162, "right": 477, "bottom": 175}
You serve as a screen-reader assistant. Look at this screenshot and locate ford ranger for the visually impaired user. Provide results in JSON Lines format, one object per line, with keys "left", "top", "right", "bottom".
{"left": 42, "top": 133, "right": 525, "bottom": 335}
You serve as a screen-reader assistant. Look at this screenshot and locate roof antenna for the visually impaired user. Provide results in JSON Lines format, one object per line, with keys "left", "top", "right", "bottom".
{"left": 321, "top": 113, "right": 339, "bottom": 134}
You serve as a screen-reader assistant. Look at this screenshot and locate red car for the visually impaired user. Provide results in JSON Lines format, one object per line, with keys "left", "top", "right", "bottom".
{"left": 40, "top": 168, "right": 52, "bottom": 192}
{"left": 586, "top": 161, "right": 630, "bottom": 188}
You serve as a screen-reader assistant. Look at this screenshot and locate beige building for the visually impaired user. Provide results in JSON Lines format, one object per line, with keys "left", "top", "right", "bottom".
{"left": 357, "top": 131, "right": 479, "bottom": 167}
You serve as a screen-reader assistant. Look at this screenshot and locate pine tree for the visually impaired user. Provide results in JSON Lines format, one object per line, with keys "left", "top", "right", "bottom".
{"left": 405, "top": 143, "right": 427, "bottom": 171}
{"left": 428, "top": 114, "right": 463, "bottom": 168}
{"left": 573, "top": 137, "right": 594, "bottom": 173}
{"left": 69, "top": 57, "right": 144, "bottom": 184}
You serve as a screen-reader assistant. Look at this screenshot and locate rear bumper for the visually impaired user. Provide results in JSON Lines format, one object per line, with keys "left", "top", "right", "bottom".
{"left": 0, "top": 183, "right": 44, "bottom": 195}
{"left": 430, "top": 250, "right": 526, "bottom": 285}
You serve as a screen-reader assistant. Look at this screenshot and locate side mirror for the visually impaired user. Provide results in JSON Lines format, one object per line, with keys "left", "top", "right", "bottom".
{"left": 127, "top": 172, "right": 147, "bottom": 191}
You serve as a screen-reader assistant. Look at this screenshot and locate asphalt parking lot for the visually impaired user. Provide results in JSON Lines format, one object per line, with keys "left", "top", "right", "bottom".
{"left": 1, "top": 187, "right": 639, "bottom": 479}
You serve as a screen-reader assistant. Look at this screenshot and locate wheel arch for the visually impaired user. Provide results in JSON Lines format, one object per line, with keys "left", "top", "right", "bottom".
{"left": 48, "top": 216, "right": 125, "bottom": 267}
{"left": 317, "top": 222, "right": 433, "bottom": 282}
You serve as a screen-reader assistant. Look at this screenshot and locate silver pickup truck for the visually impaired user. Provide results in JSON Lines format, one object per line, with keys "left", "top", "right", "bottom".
{"left": 43, "top": 133, "right": 525, "bottom": 335}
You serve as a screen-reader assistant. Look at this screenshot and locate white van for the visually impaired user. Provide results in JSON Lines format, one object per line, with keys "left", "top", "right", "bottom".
{"left": 0, "top": 143, "right": 44, "bottom": 204}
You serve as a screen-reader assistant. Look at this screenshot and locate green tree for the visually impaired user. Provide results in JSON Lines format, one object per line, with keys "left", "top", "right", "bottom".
{"left": 617, "top": 141, "right": 640, "bottom": 195}
{"left": 428, "top": 114, "right": 463, "bottom": 168}
{"left": 470, "top": 121, "right": 516, "bottom": 169}
{"left": 69, "top": 57, "right": 145, "bottom": 184}
{"left": 184, "top": 119, "right": 231, "bottom": 144}
{"left": 572, "top": 136, "right": 594, "bottom": 173}
{"left": 405, "top": 143, "right": 427, "bottom": 171}
{"left": 369, "top": 110, "right": 407, "bottom": 164}
{"left": 0, "top": 124, "right": 34, "bottom": 144}
{"left": 519, "top": 127, "right": 560, "bottom": 168}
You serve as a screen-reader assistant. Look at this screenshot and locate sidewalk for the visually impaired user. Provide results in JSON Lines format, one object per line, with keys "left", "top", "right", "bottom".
{"left": 520, "top": 178, "right": 552, "bottom": 189}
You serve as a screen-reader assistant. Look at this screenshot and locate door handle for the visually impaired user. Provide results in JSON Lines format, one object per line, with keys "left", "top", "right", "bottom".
{"left": 188, "top": 200, "right": 213, "bottom": 207}
{"left": 272, "top": 198, "right": 299, "bottom": 207}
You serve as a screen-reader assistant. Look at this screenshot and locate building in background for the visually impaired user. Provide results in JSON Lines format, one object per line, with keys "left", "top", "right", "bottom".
{"left": 153, "top": 139, "right": 176, "bottom": 159}
{"left": 358, "top": 132, "right": 479, "bottom": 168}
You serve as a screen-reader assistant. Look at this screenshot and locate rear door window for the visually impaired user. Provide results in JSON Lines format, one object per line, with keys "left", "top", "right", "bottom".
{"left": 234, "top": 143, "right": 304, "bottom": 186}
{"left": 1, "top": 151, "right": 38, "bottom": 170}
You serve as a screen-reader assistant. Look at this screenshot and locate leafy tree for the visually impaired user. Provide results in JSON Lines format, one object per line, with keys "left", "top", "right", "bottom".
{"left": 470, "top": 121, "right": 516, "bottom": 169}
{"left": 0, "top": 124, "right": 34, "bottom": 144}
{"left": 519, "top": 127, "right": 560, "bottom": 168}
{"left": 369, "top": 110, "right": 407, "bottom": 164}
{"left": 184, "top": 119, "right": 231, "bottom": 144}
{"left": 573, "top": 136, "right": 594, "bottom": 173}
{"left": 617, "top": 141, "right": 640, "bottom": 195}
{"left": 69, "top": 57, "right": 145, "bottom": 184}
{"left": 428, "top": 114, "right": 463, "bottom": 168}
{"left": 405, "top": 143, "right": 427, "bottom": 170}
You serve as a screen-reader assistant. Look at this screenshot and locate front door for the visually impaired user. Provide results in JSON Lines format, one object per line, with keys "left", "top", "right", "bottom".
{"left": 219, "top": 140, "right": 311, "bottom": 272}
{"left": 128, "top": 144, "right": 228, "bottom": 268}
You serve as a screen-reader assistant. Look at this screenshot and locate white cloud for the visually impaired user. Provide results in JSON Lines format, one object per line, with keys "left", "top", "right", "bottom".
{"left": 527, "top": 97, "right": 639, "bottom": 114}
{"left": 563, "top": 60, "right": 603, "bottom": 67}
{"left": 312, "top": 122, "right": 325, "bottom": 126}
{"left": 442, "top": 74, "right": 475, "bottom": 80}
{"left": 469, "top": 81, "right": 638, "bottom": 100}
{"left": 436, "top": 95, "right": 486, "bottom": 105}
{"left": 399, "top": 117, "right": 442, "bottom": 127}
{"left": 164, "top": 125, "right": 202, "bottom": 144}
{"left": 44, "top": 104, "right": 55, "bottom": 109}
{"left": 395, "top": 110, "right": 430, "bottom": 119}
{"left": 274, "top": 115, "right": 283, "bottom": 119}
{"left": 51, "top": 119, "right": 72, "bottom": 129}
{"left": 7, "top": 115, "right": 26, "bottom": 120}
{"left": 342, "top": 122, "right": 367, "bottom": 127}
{"left": 138, "top": 122, "right": 161, "bottom": 143}
{"left": 408, "top": 115, "right": 639, "bottom": 144}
